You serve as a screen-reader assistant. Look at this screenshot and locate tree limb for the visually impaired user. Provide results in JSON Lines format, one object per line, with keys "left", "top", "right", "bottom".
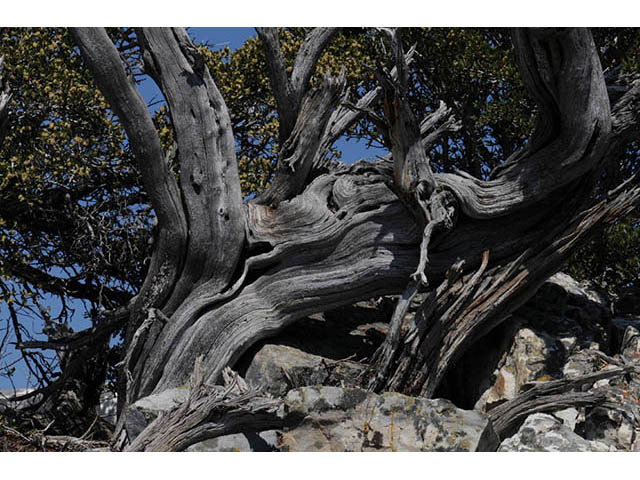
{"left": 255, "top": 27, "right": 297, "bottom": 142}
{"left": 290, "top": 28, "right": 339, "bottom": 98}
{"left": 16, "top": 305, "right": 129, "bottom": 352}
{"left": 125, "top": 359, "right": 282, "bottom": 452}
{"left": 440, "top": 28, "right": 612, "bottom": 219}
{"left": 6, "top": 262, "right": 131, "bottom": 306}
{"left": 136, "top": 28, "right": 245, "bottom": 312}
{"left": 488, "top": 365, "right": 639, "bottom": 441}
{"left": 254, "top": 28, "right": 341, "bottom": 205}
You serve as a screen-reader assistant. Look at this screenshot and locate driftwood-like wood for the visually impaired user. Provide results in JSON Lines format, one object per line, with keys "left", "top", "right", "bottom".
{"left": 67, "top": 27, "right": 640, "bottom": 449}
{"left": 363, "top": 27, "right": 639, "bottom": 397}
{"left": 488, "top": 365, "right": 639, "bottom": 441}
{"left": 125, "top": 357, "right": 283, "bottom": 452}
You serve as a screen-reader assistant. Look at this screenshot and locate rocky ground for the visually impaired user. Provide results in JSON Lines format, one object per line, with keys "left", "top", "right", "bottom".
{"left": 123, "top": 272, "right": 640, "bottom": 452}
{"left": 3, "top": 272, "right": 639, "bottom": 451}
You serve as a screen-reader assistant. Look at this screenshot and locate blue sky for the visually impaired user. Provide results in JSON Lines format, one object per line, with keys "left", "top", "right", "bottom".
{"left": 139, "top": 27, "right": 378, "bottom": 163}
{"left": 1, "top": 28, "right": 377, "bottom": 391}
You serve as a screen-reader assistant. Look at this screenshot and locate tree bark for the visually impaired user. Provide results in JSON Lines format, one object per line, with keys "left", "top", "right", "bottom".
{"left": 69, "top": 27, "right": 640, "bottom": 450}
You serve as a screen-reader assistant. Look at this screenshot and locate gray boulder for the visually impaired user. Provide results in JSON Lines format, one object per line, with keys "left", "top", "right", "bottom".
{"left": 498, "top": 413, "right": 613, "bottom": 452}
{"left": 126, "top": 384, "right": 499, "bottom": 452}
{"left": 474, "top": 326, "right": 565, "bottom": 411}
{"left": 244, "top": 344, "right": 364, "bottom": 398}
{"left": 186, "top": 431, "right": 279, "bottom": 452}
{"left": 279, "top": 386, "right": 499, "bottom": 452}
{"left": 610, "top": 315, "right": 640, "bottom": 361}
{"left": 124, "top": 385, "right": 190, "bottom": 441}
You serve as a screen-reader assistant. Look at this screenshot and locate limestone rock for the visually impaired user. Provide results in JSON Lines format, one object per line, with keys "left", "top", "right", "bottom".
{"left": 125, "top": 384, "right": 498, "bottom": 452}
{"left": 578, "top": 405, "right": 636, "bottom": 451}
{"left": 610, "top": 315, "right": 640, "bottom": 361}
{"left": 186, "top": 431, "right": 279, "bottom": 452}
{"left": 475, "top": 326, "right": 565, "bottom": 411}
{"left": 554, "top": 407, "right": 580, "bottom": 431}
{"left": 279, "top": 386, "right": 499, "bottom": 452}
{"left": 562, "top": 349, "right": 601, "bottom": 378}
{"left": 498, "top": 413, "right": 613, "bottom": 452}
{"left": 471, "top": 272, "right": 610, "bottom": 412}
{"left": 244, "top": 344, "right": 364, "bottom": 397}
{"left": 124, "top": 385, "right": 190, "bottom": 441}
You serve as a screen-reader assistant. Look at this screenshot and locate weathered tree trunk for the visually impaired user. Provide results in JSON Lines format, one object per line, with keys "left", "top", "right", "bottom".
{"left": 69, "top": 27, "right": 640, "bottom": 450}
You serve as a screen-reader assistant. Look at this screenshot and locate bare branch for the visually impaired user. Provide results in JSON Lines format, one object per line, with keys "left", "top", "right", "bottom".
{"left": 254, "top": 70, "right": 346, "bottom": 205}
{"left": 611, "top": 75, "right": 640, "bottom": 145}
{"left": 488, "top": 365, "right": 638, "bottom": 440}
{"left": 70, "top": 29, "right": 186, "bottom": 238}
{"left": 126, "top": 360, "right": 282, "bottom": 451}
{"left": 16, "top": 305, "right": 129, "bottom": 352}
{"left": 290, "top": 28, "right": 339, "bottom": 96}
{"left": 71, "top": 29, "right": 189, "bottom": 361}
{"left": 313, "top": 45, "right": 418, "bottom": 168}
{"left": 255, "top": 27, "right": 297, "bottom": 141}
{"left": 6, "top": 262, "right": 130, "bottom": 306}
{"left": 257, "top": 27, "right": 339, "bottom": 143}
{"left": 440, "top": 28, "right": 612, "bottom": 219}
{"left": 136, "top": 28, "right": 245, "bottom": 311}
{"left": 420, "top": 100, "right": 462, "bottom": 149}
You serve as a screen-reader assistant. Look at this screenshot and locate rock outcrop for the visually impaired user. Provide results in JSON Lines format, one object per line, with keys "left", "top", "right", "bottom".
{"left": 279, "top": 386, "right": 499, "bottom": 452}
{"left": 498, "top": 413, "right": 613, "bottom": 452}
{"left": 116, "top": 272, "right": 640, "bottom": 451}
{"left": 125, "top": 384, "right": 499, "bottom": 452}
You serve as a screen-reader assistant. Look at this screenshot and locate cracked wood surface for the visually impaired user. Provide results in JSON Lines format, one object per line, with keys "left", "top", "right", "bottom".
{"left": 70, "top": 28, "right": 640, "bottom": 442}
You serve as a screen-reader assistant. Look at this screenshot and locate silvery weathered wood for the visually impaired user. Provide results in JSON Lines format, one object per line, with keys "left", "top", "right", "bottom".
{"left": 68, "top": 27, "right": 640, "bottom": 450}
{"left": 488, "top": 365, "right": 638, "bottom": 440}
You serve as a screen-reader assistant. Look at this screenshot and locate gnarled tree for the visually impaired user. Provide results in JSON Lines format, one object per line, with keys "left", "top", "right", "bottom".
{"left": 3, "top": 27, "right": 639, "bottom": 450}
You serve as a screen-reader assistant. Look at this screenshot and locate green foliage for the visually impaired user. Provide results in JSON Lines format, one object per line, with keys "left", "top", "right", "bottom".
{"left": 0, "top": 27, "right": 638, "bottom": 391}
{"left": 567, "top": 214, "right": 640, "bottom": 293}
{"left": 198, "top": 28, "right": 377, "bottom": 197}
{"left": 0, "top": 28, "right": 150, "bottom": 307}
{"left": 0, "top": 28, "right": 150, "bottom": 387}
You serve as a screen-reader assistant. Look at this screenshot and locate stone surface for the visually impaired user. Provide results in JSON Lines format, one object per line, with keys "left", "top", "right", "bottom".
{"left": 610, "top": 315, "right": 640, "bottom": 360}
{"left": 244, "top": 344, "right": 364, "bottom": 398}
{"left": 498, "top": 413, "right": 613, "bottom": 452}
{"left": 554, "top": 407, "right": 580, "bottom": 431}
{"left": 576, "top": 371, "right": 640, "bottom": 451}
{"left": 578, "top": 405, "right": 636, "bottom": 451}
{"left": 279, "top": 386, "right": 499, "bottom": 452}
{"left": 470, "top": 273, "right": 611, "bottom": 412}
{"left": 125, "top": 385, "right": 190, "bottom": 441}
{"left": 562, "top": 349, "right": 601, "bottom": 378}
{"left": 186, "top": 431, "right": 279, "bottom": 452}
{"left": 474, "top": 326, "right": 565, "bottom": 411}
{"left": 126, "top": 384, "right": 499, "bottom": 451}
